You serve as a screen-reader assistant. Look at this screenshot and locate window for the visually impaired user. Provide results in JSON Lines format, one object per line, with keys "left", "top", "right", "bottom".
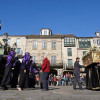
{"left": 33, "top": 41, "right": 37, "bottom": 48}
{"left": 17, "top": 48, "right": 21, "bottom": 55}
{"left": 51, "top": 55, "right": 56, "bottom": 65}
{"left": 32, "top": 55, "right": 36, "bottom": 62}
{"left": 97, "top": 39, "right": 100, "bottom": 44}
{"left": 83, "top": 51, "right": 86, "bottom": 56}
{"left": 44, "top": 30, "right": 47, "bottom": 35}
{"left": 68, "top": 59, "right": 72, "bottom": 68}
{"left": 42, "top": 41, "right": 47, "bottom": 49}
{"left": 64, "top": 37, "right": 75, "bottom": 47}
{"left": 68, "top": 48, "right": 72, "bottom": 56}
{"left": 7, "top": 38, "right": 11, "bottom": 45}
{"left": 41, "top": 56, "right": 44, "bottom": 61}
{"left": 93, "top": 40, "right": 97, "bottom": 44}
{"left": 16, "top": 38, "right": 20, "bottom": 45}
{"left": 79, "top": 38, "right": 91, "bottom": 48}
{"left": 52, "top": 41, "right": 56, "bottom": 49}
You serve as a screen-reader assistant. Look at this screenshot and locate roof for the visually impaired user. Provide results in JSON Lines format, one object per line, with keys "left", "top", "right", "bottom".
{"left": 26, "top": 34, "right": 76, "bottom": 39}
{"left": 40, "top": 28, "right": 52, "bottom": 31}
{"left": 0, "top": 35, "right": 26, "bottom": 37}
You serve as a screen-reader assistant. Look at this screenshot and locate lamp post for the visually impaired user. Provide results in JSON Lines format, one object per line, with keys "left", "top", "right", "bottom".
{"left": 2, "top": 33, "right": 8, "bottom": 43}
{"left": 2, "top": 33, "right": 9, "bottom": 55}
{"left": 12, "top": 43, "right": 17, "bottom": 51}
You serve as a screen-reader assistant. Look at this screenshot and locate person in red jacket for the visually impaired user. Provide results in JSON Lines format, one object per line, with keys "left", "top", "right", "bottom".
{"left": 41, "top": 55, "right": 50, "bottom": 91}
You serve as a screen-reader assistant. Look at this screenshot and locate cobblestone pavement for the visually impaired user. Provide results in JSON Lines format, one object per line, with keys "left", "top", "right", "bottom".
{"left": 0, "top": 86, "right": 100, "bottom": 100}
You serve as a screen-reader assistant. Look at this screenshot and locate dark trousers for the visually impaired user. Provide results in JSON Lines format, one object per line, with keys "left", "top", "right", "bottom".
{"left": 40, "top": 82, "right": 43, "bottom": 89}
{"left": 29, "top": 78, "right": 36, "bottom": 88}
{"left": 54, "top": 81, "right": 57, "bottom": 86}
{"left": 1, "top": 65, "right": 11, "bottom": 87}
{"left": 42, "top": 72, "right": 49, "bottom": 90}
{"left": 19, "top": 69, "right": 29, "bottom": 88}
{"left": 49, "top": 81, "right": 51, "bottom": 86}
{"left": 66, "top": 80, "right": 68, "bottom": 86}
{"left": 73, "top": 73, "right": 82, "bottom": 89}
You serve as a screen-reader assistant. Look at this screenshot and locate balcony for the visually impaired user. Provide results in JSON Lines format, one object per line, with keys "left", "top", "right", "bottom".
{"left": 66, "top": 63, "right": 74, "bottom": 70}
{"left": 34, "top": 60, "right": 63, "bottom": 68}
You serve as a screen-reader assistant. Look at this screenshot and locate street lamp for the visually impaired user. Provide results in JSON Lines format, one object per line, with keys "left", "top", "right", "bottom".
{"left": 2, "top": 33, "right": 8, "bottom": 43}
{"left": 12, "top": 43, "right": 17, "bottom": 51}
{"left": 2, "top": 33, "right": 9, "bottom": 55}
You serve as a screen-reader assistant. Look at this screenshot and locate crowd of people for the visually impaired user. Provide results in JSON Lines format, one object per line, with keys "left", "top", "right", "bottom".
{"left": 0, "top": 51, "right": 86, "bottom": 91}
{"left": 0, "top": 51, "right": 50, "bottom": 91}
{"left": 35, "top": 73, "right": 86, "bottom": 87}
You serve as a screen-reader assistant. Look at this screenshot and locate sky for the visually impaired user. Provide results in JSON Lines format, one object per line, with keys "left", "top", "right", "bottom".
{"left": 0, "top": 0, "right": 100, "bottom": 37}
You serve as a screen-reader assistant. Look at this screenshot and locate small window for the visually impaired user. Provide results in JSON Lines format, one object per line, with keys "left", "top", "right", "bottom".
{"left": 7, "top": 38, "right": 11, "bottom": 45}
{"left": 52, "top": 41, "right": 56, "bottom": 49}
{"left": 44, "top": 30, "right": 47, "bottom": 35}
{"left": 32, "top": 55, "right": 36, "bottom": 62}
{"left": 42, "top": 41, "right": 47, "bottom": 49}
{"left": 83, "top": 51, "right": 86, "bottom": 56}
{"left": 97, "top": 40, "right": 100, "bottom": 44}
{"left": 68, "top": 48, "right": 72, "bottom": 56}
{"left": 16, "top": 38, "right": 20, "bottom": 45}
{"left": 41, "top": 56, "right": 44, "bottom": 61}
{"left": 51, "top": 55, "right": 56, "bottom": 65}
{"left": 68, "top": 59, "right": 72, "bottom": 68}
{"left": 33, "top": 41, "right": 37, "bottom": 48}
{"left": 17, "top": 48, "right": 21, "bottom": 55}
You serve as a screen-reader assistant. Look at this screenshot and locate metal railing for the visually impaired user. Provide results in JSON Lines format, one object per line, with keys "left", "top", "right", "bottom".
{"left": 33, "top": 60, "right": 63, "bottom": 68}
{"left": 66, "top": 63, "right": 74, "bottom": 69}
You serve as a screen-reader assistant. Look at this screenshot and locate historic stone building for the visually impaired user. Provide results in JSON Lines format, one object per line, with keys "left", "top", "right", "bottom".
{"left": 0, "top": 29, "right": 100, "bottom": 75}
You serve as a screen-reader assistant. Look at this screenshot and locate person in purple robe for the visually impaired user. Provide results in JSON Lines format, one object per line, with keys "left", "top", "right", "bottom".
{"left": 18, "top": 52, "right": 30, "bottom": 91}
{"left": 29, "top": 61, "right": 38, "bottom": 88}
{"left": 1, "top": 51, "right": 15, "bottom": 90}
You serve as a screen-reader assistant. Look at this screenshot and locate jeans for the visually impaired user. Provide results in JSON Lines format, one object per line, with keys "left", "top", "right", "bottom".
{"left": 42, "top": 72, "right": 49, "bottom": 90}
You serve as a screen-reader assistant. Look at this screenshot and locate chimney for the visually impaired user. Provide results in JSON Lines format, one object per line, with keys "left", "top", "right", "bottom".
{"left": 95, "top": 32, "right": 99, "bottom": 37}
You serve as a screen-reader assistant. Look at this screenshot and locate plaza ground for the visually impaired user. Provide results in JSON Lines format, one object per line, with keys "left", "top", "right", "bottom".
{"left": 0, "top": 86, "right": 100, "bottom": 100}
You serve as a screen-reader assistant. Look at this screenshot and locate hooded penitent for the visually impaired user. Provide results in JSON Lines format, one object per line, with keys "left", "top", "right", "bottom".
{"left": 30, "top": 62, "right": 37, "bottom": 74}
{"left": 6, "top": 51, "right": 15, "bottom": 66}
{"left": 22, "top": 52, "right": 30, "bottom": 69}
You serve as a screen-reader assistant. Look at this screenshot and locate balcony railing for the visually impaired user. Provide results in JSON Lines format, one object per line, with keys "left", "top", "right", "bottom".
{"left": 66, "top": 63, "right": 74, "bottom": 70}
{"left": 34, "top": 60, "right": 63, "bottom": 68}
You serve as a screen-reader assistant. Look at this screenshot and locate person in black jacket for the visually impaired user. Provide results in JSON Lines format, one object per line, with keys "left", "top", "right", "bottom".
{"left": 73, "top": 57, "right": 85, "bottom": 90}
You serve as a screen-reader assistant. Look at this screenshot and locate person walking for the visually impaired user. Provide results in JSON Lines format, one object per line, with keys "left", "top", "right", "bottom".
{"left": 29, "top": 61, "right": 37, "bottom": 88}
{"left": 42, "top": 55, "right": 50, "bottom": 91}
{"left": 73, "top": 57, "right": 85, "bottom": 90}
{"left": 1, "top": 51, "right": 16, "bottom": 90}
{"left": 18, "top": 52, "right": 30, "bottom": 91}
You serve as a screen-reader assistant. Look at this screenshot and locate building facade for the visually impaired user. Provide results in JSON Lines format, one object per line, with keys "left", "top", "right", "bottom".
{"left": 0, "top": 29, "right": 100, "bottom": 75}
